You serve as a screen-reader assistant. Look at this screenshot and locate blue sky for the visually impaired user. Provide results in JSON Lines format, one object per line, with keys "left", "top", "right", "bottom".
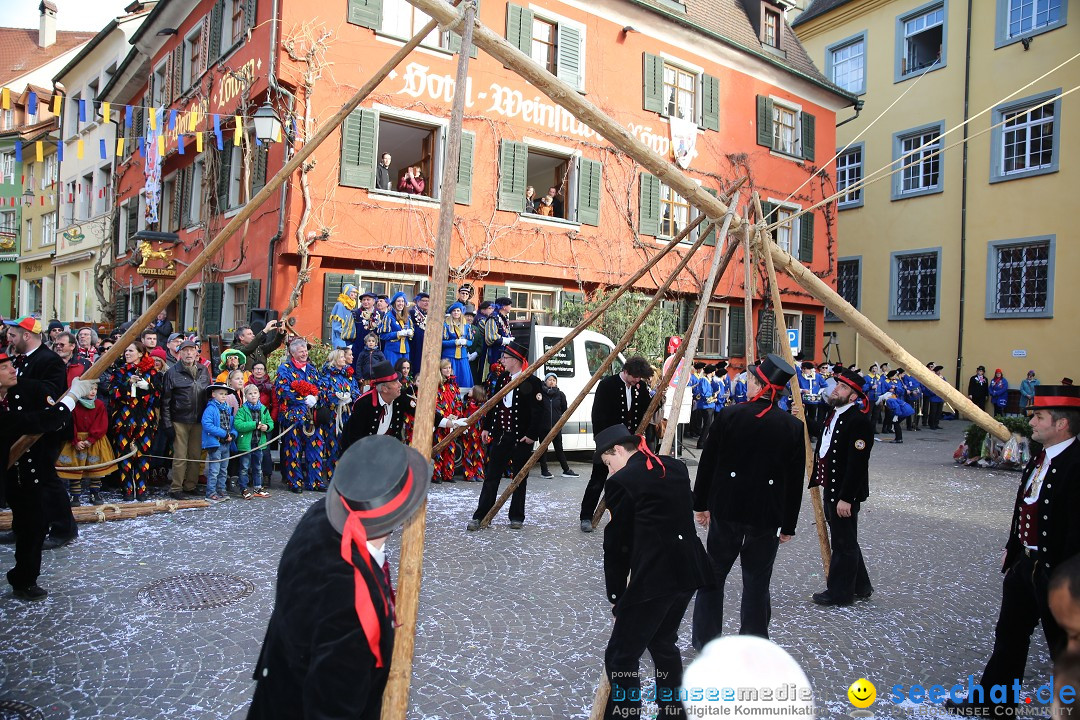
{"left": 1, "top": 0, "right": 127, "bottom": 33}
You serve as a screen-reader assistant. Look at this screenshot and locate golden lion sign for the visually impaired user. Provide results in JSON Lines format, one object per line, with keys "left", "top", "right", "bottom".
{"left": 136, "top": 240, "right": 176, "bottom": 277}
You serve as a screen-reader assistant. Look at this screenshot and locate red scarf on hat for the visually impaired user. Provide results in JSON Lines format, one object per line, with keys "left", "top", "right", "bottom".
{"left": 750, "top": 366, "right": 786, "bottom": 418}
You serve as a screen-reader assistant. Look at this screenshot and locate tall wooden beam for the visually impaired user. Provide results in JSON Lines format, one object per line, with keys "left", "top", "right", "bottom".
{"left": 382, "top": 6, "right": 475, "bottom": 719}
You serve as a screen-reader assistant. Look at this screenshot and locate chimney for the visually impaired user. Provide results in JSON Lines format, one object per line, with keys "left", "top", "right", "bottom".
{"left": 38, "top": 0, "right": 57, "bottom": 49}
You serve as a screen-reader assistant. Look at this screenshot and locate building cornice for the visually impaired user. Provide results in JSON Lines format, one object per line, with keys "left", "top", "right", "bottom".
{"left": 791, "top": 0, "right": 897, "bottom": 41}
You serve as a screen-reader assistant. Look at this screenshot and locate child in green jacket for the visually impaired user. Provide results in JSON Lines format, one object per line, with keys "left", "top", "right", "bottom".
{"left": 235, "top": 384, "right": 274, "bottom": 499}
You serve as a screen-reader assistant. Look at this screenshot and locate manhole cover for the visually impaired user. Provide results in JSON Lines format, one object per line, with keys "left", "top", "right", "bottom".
{"left": 0, "top": 700, "right": 44, "bottom": 720}
{"left": 138, "top": 573, "right": 254, "bottom": 610}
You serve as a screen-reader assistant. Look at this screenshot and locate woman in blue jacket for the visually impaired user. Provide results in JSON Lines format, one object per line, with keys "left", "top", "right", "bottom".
{"left": 988, "top": 368, "right": 1009, "bottom": 415}
{"left": 441, "top": 302, "right": 474, "bottom": 390}
{"left": 379, "top": 291, "right": 414, "bottom": 367}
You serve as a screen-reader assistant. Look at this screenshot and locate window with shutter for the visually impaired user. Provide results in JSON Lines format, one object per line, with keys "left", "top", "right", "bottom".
{"left": 170, "top": 170, "right": 184, "bottom": 230}
{"left": 483, "top": 284, "right": 509, "bottom": 301}
{"left": 643, "top": 54, "right": 664, "bottom": 113}
{"left": 162, "top": 54, "right": 174, "bottom": 106}
{"left": 216, "top": 144, "right": 233, "bottom": 210}
{"left": 799, "top": 209, "right": 814, "bottom": 263}
{"left": 201, "top": 282, "right": 224, "bottom": 335}
{"left": 200, "top": 19, "right": 212, "bottom": 74}
{"left": 576, "top": 158, "right": 601, "bottom": 226}
{"left": 801, "top": 313, "right": 817, "bottom": 360}
{"left": 181, "top": 164, "right": 194, "bottom": 226}
{"left": 252, "top": 146, "right": 268, "bottom": 195}
{"left": 447, "top": 0, "right": 479, "bottom": 57}
{"left": 680, "top": 300, "right": 697, "bottom": 334}
{"left": 556, "top": 25, "right": 583, "bottom": 92}
{"left": 247, "top": 279, "right": 262, "bottom": 323}
{"left": 115, "top": 292, "right": 129, "bottom": 324}
{"left": 756, "top": 308, "right": 776, "bottom": 358}
{"left": 701, "top": 74, "right": 719, "bottom": 130}
{"left": 455, "top": 130, "right": 474, "bottom": 205}
{"left": 638, "top": 173, "right": 661, "bottom": 237}
{"left": 209, "top": 0, "right": 225, "bottom": 61}
{"left": 497, "top": 140, "right": 527, "bottom": 212}
{"left": 728, "top": 305, "right": 745, "bottom": 357}
{"left": 506, "top": 4, "right": 533, "bottom": 55}
{"left": 323, "top": 273, "right": 349, "bottom": 342}
{"left": 561, "top": 290, "right": 584, "bottom": 309}
{"left": 756, "top": 95, "right": 774, "bottom": 148}
{"left": 245, "top": 0, "right": 257, "bottom": 33}
{"left": 171, "top": 45, "right": 184, "bottom": 102}
{"left": 339, "top": 108, "right": 378, "bottom": 189}
{"left": 347, "top": 0, "right": 383, "bottom": 30}
{"left": 701, "top": 188, "right": 719, "bottom": 246}
{"left": 801, "top": 112, "right": 816, "bottom": 161}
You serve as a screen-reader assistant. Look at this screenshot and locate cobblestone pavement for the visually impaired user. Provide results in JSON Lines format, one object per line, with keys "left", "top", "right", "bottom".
{"left": 0, "top": 420, "right": 1052, "bottom": 719}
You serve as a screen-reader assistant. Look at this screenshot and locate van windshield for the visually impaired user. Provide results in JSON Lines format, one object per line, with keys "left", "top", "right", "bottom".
{"left": 585, "top": 340, "right": 620, "bottom": 376}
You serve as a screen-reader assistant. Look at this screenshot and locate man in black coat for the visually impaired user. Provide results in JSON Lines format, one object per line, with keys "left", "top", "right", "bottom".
{"left": 538, "top": 372, "right": 577, "bottom": 478}
{"left": 808, "top": 366, "right": 875, "bottom": 606}
{"left": 596, "top": 424, "right": 711, "bottom": 720}
{"left": 248, "top": 436, "right": 431, "bottom": 719}
{"left": 946, "top": 385, "right": 1080, "bottom": 715}
{"left": 967, "top": 365, "right": 989, "bottom": 414}
{"left": 1, "top": 317, "right": 76, "bottom": 549}
{"left": 0, "top": 354, "right": 94, "bottom": 601}
{"left": 467, "top": 343, "right": 544, "bottom": 531}
{"left": 341, "top": 360, "right": 455, "bottom": 450}
{"left": 580, "top": 356, "right": 654, "bottom": 532}
{"left": 692, "top": 354, "right": 805, "bottom": 646}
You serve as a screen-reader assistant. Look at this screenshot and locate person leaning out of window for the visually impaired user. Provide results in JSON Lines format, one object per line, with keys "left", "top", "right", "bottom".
{"left": 397, "top": 166, "right": 425, "bottom": 195}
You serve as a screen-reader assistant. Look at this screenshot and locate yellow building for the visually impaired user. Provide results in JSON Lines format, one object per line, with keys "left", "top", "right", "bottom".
{"left": 793, "top": 0, "right": 1077, "bottom": 394}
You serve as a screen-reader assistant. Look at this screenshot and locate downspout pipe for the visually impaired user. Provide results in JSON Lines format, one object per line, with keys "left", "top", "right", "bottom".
{"left": 264, "top": 0, "right": 295, "bottom": 310}
{"left": 836, "top": 99, "right": 864, "bottom": 128}
{"left": 955, "top": 0, "right": 973, "bottom": 391}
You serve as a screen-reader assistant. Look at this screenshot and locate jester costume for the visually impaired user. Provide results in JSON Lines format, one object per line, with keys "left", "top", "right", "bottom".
{"left": 482, "top": 309, "right": 513, "bottom": 380}
{"left": 319, "top": 363, "right": 361, "bottom": 476}
{"left": 460, "top": 396, "right": 486, "bottom": 482}
{"left": 274, "top": 358, "right": 325, "bottom": 491}
{"left": 433, "top": 376, "right": 464, "bottom": 483}
{"left": 442, "top": 308, "right": 475, "bottom": 389}
{"left": 330, "top": 284, "right": 358, "bottom": 350}
{"left": 105, "top": 356, "right": 159, "bottom": 499}
{"left": 379, "top": 293, "right": 414, "bottom": 367}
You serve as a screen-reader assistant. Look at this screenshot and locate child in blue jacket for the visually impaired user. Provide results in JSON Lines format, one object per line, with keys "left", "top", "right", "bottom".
{"left": 202, "top": 383, "right": 235, "bottom": 502}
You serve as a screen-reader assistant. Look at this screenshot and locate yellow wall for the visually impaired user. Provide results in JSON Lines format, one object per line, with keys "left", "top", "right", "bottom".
{"left": 797, "top": 0, "right": 1079, "bottom": 390}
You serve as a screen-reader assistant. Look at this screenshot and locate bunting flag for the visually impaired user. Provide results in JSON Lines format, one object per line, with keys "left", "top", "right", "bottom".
{"left": 149, "top": 107, "right": 157, "bottom": 131}
{"left": 189, "top": 109, "right": 199, "bottom": 131}
{"left": 14, "top": 141, "right": 21, "bottom": 162}
{"left": 177, "top": 135, "right": 185, "bottom": 155}
{"left": 125, "top": 104, "right": 133, "bottom": 127}
{"left": 195, "top": 132, "right": 203, "bottom": 152}
{"left": 1, "top": 87, "right": 9, "bottom": 110}
{"left": 57, "top": 141, "right": 63, "bottom": 161}
{"left": 157, "top": 135, "right": 166, "bottom": 156}
{"left": 35, "top": 141, "right": 43, "bottom": 162}
{"left": 169, "top": 109, "right": 177, "bottom": 130}
{"left": 76, "top": 139, "right": 84, "bottom": 159}
{"left": 27, "top": 91, "right": 37, "bottom": 116}
{"left": 79, "top": 98, "right": 86, "bottom": 122}
{"left": 102, "top": 101, "right": 110, "bottom": 122}
{"left": 52, "top": 93, "right": 62, "bottom": 115}
{"left": 100, "top": 139, "right": 108, "bottom": 160}
{"left": 234, "top": 115, "right": 242, "bottom": 146}
{"left": 116, "top": 137, "right": 125, "bottom": 156}
{"left": 273, "top": 122, "right": 282, "bottom": 143}
{"left": 137, "top": 137, "right": 145, "bottom": 156}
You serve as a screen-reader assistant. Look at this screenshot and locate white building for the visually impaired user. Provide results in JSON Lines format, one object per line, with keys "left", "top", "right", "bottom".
{"left": 52, "top": 2, "right": 154, "bottom": 323}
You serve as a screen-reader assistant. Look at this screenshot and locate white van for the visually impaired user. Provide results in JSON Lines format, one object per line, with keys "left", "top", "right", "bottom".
{"left": 509, "top": 319, "right": 624, "bottom": 451}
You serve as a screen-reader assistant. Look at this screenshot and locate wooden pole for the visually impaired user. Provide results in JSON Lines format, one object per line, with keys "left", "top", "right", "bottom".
{"left": 382, "top": 7, "right": 475, "bottom": 719}
{"left": 430, "top": 213, "right": 710, "bottom": 457}
{"left": 403, "top": 0, "right": 745, "bottom": 237}
{"left": 8, "top": 18, "right": 444, "bottom": 468}
{"left": 657, "top": 205, "right": 739, "bottom": 455}
{"left": 752, "top": 194, "right": 830, "bottom": 575}
{"left": 762, "top": 242, "right": 1011, "bottom": 442}
{"left": 742, "top": 224, "right": 756, "bottom": 364}
{"left": 480, "top": 216, "right": 726, "bottom": 527}
{"left": 588, "top": 231, "right": 743, "bottom": 528}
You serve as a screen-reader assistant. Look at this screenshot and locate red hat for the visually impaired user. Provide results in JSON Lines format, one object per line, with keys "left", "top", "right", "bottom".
{"left": 1030, "top": 385, "right": 1080, "bottom": 412}
{"left": 0, "top": 353, "right": 11, "bottom": 364}
{"left": 150, "top": 347, "right": 168, "bottom": 362}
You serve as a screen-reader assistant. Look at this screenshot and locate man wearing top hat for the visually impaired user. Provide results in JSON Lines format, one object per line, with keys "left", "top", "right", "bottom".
{"left": 580, "top": 356, "right": 655, "bottom": 533}
{"left": 248, "top": 436, "right": 431, "bottom": 719}
{"left": 481, "top": 297, "right": 515, "bottom": 381}
{"left": 408, "top": 293, "right": 431, "bottom": 377}
{"left": 350, "top": 291, "right": 382, "bottom": 360}
{"left": 808, "top": 366, "right": 875, "bottom": 606}
{"left": 342, "top": 359, "right": 459, "bottom": 450}
{"left": 692, "top": 354, "right": 805, "bottom": 645}
{"left": 946, "top": 385, "right": 1080, "bottom": 715}
{"left": 595, "top": 424, "right": 711, "bottom": 720}
{"left": 467, "top": 341, "right": 544, "bottom": 531}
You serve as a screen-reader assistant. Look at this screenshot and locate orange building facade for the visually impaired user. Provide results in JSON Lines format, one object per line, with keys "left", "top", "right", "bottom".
{"left": 103, "top": 0, "right": 852, "bottom": 364}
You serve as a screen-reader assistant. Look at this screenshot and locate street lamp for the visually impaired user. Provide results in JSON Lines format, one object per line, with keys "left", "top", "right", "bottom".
{"left": 252, "top": 101, "right": 281, "bottom": 143}
{"left": 22, "top": 188, "right": 34, "bottom": 207}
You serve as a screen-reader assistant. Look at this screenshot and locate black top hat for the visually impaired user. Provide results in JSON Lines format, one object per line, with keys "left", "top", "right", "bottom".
{"left": 494, "top": 297, "right": 514, "bottom": 307}
{"left": 704, "top": 364, "right": 716, "bottom": 374}
{"left": 1062, "top": 378, "right": 1074, "bottom": 386}
{"left": 976, "top": 365, "right": 986, "bottom": 372}
{"left": 500, "top": 340, "right": 528, "bottom": 365}
{"left": 752, "top": 353, "right": 796, "bottom": 388}
{"left": 886, "top": 370, "right": 898, "bottom": 379}
{"left": 593, "top": 424, "right": 639, "bottom": 464}
{"left": 1029, "top": 385, "right": 1080, "bottom": 413}
{"left": 933, "top": 365, "right": 945, "bottom": 372}
{"left": 833, "top": 367, "right": 866, "bottom": 396}
{"left": 326, "top": 436, "right": 432, "bottom": 538}
{"left": 800, "top": 361, "right": 815, "bottom": 371}
{"left": 693, "top": 361, "right": 706, "bottom": 370}
{"left": 477, "top": 300, "right": 493, "bottom": 311}
{"left": 369, "top": 360, "right": 399, "bottom": 384}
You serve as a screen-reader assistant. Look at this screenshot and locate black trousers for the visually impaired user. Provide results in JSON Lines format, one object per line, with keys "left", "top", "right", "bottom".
{"left": 972, "top": 554, "right": 1065, "bottom": 709}
{"left": 472, "top": 434, "right": 531, "bottom": 523}
{"left": 580, "top": 461, "right": 609, "bottom": 521}
{"left": 606, "top": 590, "right": 694, "bottom": 720}
{"left": 539, "top": 433, "right": 570, "bottom": 475}
{"left": 5, "top": 475, "right": 47, "bottom": 590}
{"left": 42, "top": 471, "right": 77, "bottom": 540}
{"left": 892, "top": 412, "right": 903, "bottom": 442}
{"left": 928, "top": 402, "right": 943, "bottom": 429}
{"left": 825, "top": 505, "right": 872, "bottom": 601}
{"left": 696, "top": 408, "right": 715, "bottom": 449}
{"left": 687, "top": 408, "right": 702, "bottom": 437}
{"left": 870, "top": 403, "right": 882, "bottom": 432}
{"left": 920, "top": 397, "right": 931, "bottom": 426}
{"left": 692, "top": 521, "right": 780, "bottom": 647}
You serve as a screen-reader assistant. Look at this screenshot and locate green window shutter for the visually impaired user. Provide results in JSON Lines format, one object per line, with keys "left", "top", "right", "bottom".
{"left": 506, "top": 4, "right": 534, "bottom": 54}
{"left": 801, "top": 313, "right": 817, "bottom": 360}
{"left": 448, "top": 0, "right": 479, "bottom": 58}
{"left": 799, "top": 210, "right": 814, "bottom": 263}
{"left": 181, "top": 163, "right": 194, "bottom": 225}
{"left": 680, "top": 300, "right": 697, "bottom": 334}
{"left": 444, "top": 284, "right": 459, "bottom": 309}
{"left": 728, "top": 305, "right": 745, "bottom": 357}
{"left": 759, "top": 201, "right": 776, "bottom": 233}
{"left": 556, "top": 25, "right": 582, "bottom": 91}
{"left": 217, "top": 145, "right": 233, "bottom": 209}
{"left": 251, "top": 146, "right": 268, "bottom": 195}
{"left": 247, "top": 279, "right": 262, "bottom": 319}
{"left": 643, "top": 53, "right": 663, "bottom": 114}
{"left": 171, "top": 46, "right": 184, "bottom": 103}
{"left": 801, "top": 112, "right": 816, "bottom": 161}
{"left": 455, "top": 130, "right": 474, "bottom": 205}
{"left": 576, "top": 157, "right": 601, "bottom": 226}
{"left": 497, "top": 140, "right": 527, "bottom": 212}
{"left": 756, "top": 95, "right": 774, "bottom": 148}
{"left": 170, "top": 168, "right": 184, "bottom": 230}
{"left": 756, "top": 308, "right": 775, "bottom": 358}
{"left": 115, "top": 292, "right": 129, "bottom": 324}
{"left": 134, "top": 106, "right": 145, "bottom": 139}
{"left": 245, "top": 0, "right": 258, "bottom": 32}
{"left": 701, "top": 74, "right": 719, "bottom": 131}
{"left": 561, "top": 290, "right": 584, "bottom": 308}
{"left": 701, "top": 187, "right": 719, "bottom": 246}
{"left": 339, "top": 107, "right": 378, "bottom": 189}
{"left": 483, "top": 284, "right": 509, "bottom": 301}
{"left": 638, "top": 173, "right": 660, "bottom": 236}
{"left": 323, "top": 273, "right": 348, "bottom": 342}
{"left": 201, "top": 282, "right": 224, "bottom": 335}
{"left": 347, "top": 0, "right": 382, "bottom": 30}
{"left": 209, "top": 0, "right": 225, "bottom": 60}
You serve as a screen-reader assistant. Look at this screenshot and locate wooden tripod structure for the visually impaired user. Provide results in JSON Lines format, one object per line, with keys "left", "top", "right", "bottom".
{"left": 2, "top": 0, "right": 1015, "bottom": 717}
